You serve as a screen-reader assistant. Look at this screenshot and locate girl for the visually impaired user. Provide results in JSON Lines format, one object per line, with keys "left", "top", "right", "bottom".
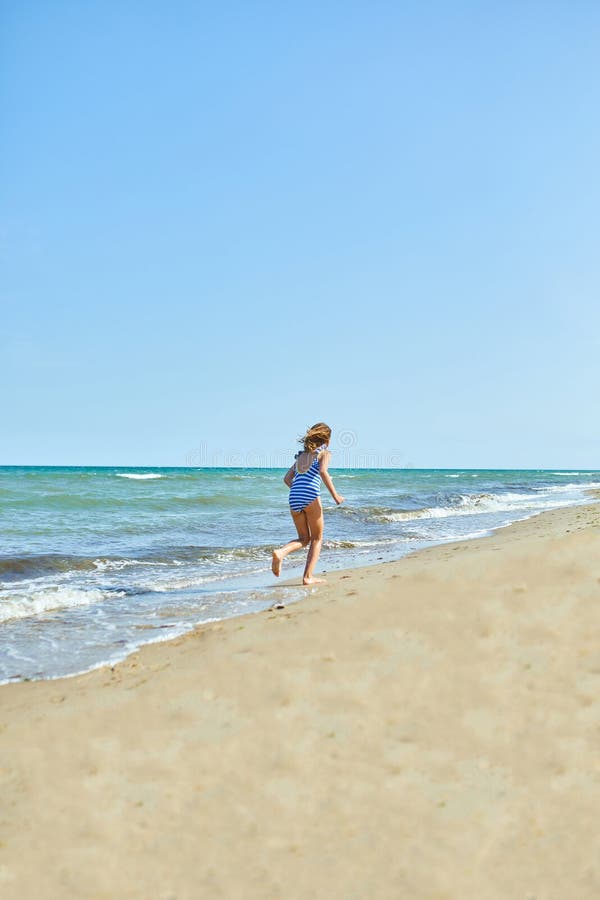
{"left": 272, "top": 423, "right": 344, "bottom": 585}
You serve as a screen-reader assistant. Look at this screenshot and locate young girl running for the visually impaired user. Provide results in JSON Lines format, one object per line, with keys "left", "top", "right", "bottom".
{"left": 272, "top": 423, "right": 344, "bottom": 585}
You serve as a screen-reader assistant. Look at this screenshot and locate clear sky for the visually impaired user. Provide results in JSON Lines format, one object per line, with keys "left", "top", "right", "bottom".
{"left": 2, "top": 1, "right": 599, "bottom": 468}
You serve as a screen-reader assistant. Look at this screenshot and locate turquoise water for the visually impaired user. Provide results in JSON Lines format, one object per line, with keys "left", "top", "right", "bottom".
{"left": 1, "top": 466, "right": 599, "bottom": 682}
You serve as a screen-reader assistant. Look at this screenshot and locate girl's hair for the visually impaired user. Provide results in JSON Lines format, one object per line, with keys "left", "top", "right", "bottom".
{"left": 298, "top": 422, "right": 332, "bottom": 453}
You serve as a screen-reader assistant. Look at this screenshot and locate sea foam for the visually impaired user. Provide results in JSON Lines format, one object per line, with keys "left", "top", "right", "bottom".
{"left": 116, "top": 473, "right": 163, "bottom": 480}
{"left": 0, "top": 587, "right": 125, "bottom": 623}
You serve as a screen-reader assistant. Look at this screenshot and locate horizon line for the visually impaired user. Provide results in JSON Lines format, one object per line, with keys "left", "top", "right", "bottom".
{"left": 0, "top": 464, "right": 597, "bottom": 472}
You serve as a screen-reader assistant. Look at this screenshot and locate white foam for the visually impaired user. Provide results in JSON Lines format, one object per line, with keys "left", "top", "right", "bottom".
{"left": 92, "top": 558, "right": 174, "bottom": 571}
{"left": 115, "top": 473, "right": 163, "bottom": 480}
{"left": 0, "top": 587, "right": 124, "bottom": 623}
{"left": 147, "top": 565, "right": 268, "bottom": 592}
{"left": 378, "top": 489, "right": 587, "bottom": 523}
{"left": 543, "top": 481, "right": 600, "bottom": 493}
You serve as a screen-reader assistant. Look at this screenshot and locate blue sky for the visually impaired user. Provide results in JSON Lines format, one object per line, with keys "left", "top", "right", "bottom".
{"left": 2, "top": 1, "right": 599, "bottom": 468}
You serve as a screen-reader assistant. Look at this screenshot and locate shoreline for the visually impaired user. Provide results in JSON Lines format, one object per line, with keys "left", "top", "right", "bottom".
{"left": 2, "top": 491, "right": 598, "bottom": 687}
{"left": 1, "top": 497, "right": 600, "bottom": 898}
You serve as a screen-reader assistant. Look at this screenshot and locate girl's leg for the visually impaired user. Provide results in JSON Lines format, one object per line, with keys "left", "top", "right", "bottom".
{"left": 272, "top": 509, "right": 310, "bottom": 576}
{"left": 303, "top": 498, "right": 325, "bottom": 585}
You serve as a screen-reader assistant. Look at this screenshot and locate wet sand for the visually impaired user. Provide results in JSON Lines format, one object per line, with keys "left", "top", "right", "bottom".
{"left": 1, "top": 498, "right": 600, "bottom": 899}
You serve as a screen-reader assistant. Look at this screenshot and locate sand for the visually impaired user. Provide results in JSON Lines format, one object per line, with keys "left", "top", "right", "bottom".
{"left": 1, "top": 498, "right": 600, "bottom": 900}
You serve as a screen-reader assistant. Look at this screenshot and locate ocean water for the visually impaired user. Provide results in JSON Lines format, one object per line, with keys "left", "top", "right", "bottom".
{"left": 1, "top": 466, "right": 598, "bottom": 683}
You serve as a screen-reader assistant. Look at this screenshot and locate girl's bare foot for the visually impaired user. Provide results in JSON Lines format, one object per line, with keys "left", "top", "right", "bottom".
{"left": 271, "top": 550, "right": 283, "bottom": 577}
{"left": 303, "top": 576, "right": 326, "bottom": 585}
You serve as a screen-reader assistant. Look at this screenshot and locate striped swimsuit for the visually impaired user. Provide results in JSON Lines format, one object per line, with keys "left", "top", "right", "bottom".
{"left": 289, "top": 449, "right": 324, "bottom": 512}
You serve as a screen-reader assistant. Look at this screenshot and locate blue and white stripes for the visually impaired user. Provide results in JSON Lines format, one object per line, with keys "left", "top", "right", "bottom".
{"left": 289, "top": 452, "right": 322, "bottom": 512}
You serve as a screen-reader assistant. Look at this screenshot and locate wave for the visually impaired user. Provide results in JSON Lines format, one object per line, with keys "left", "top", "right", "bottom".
{"left": 91, "top": 557, "right": 180, "bottom": 572}
{"left": 0, "top": 587, "right": 125, "bottom": 623}
{"left": 382, "top": 495, "right": 572, "bottom": 522}
{"left": 221, "top": 473, "right": 275, "bottom": 481}
{"left": 3, "top": 492, "right": 266, "bottom": 512}
{"left": 116, "top": 473, "right": 163, "bottom": 480}
{"left": 542, "top": 481, "right": 600, "bottom": 493}
{"left": 0, "top": 552, "right": 197, "bottom": 582}
{"left": 0, "top": 541, "right": 295, "bottom": 583}
{"left": 0, "top": 553, "right": 101, "bottom": 581}
{"left": 143, "top": 567, "right": 269, "bottom": 593}
{"left": 340, "top": 488, "right": 590, "bottom": 524}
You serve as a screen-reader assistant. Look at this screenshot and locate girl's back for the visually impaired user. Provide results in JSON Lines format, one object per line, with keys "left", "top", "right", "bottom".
{"left": 289, "top": 448, "right": 322, "bottom": 512}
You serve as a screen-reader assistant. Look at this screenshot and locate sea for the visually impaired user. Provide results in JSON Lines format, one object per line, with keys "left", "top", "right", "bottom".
{"left": 1, "top": 466, "right": 598, "bottom": 684}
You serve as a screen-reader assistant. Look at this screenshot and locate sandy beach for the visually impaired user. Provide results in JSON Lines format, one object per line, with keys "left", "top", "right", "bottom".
{"left": 1, "top": 497, "right": 600, "bottom": 899}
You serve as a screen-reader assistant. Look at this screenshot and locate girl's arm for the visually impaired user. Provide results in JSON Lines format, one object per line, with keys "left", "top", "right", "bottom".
{"left": 319, "top": 451, "right": 344, "bottom": 504}
{"left": 283, "top": 463, "right": 295, "bottom": 488}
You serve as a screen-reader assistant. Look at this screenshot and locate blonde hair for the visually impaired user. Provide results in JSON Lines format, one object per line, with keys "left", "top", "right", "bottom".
{"left": 298, "top": 422, "right": 332, "bottom": 453}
